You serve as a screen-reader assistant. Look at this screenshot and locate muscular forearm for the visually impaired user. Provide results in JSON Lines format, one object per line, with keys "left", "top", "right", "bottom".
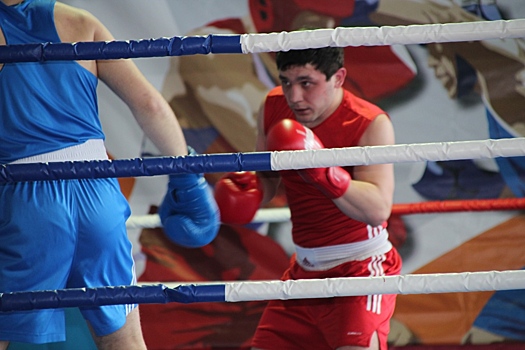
{"left": 334, "top": 179, "right": 393, "bottom": 227}
{"left": 98, "top": 59, "right": 188, "bottom": 157}
{"left": 133, "top": 100, "right": 188, "bottom": 157}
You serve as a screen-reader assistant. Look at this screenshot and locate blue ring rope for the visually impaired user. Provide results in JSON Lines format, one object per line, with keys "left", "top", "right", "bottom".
{"left": 3, "top": 270, "right": 525, "bottom": 311}
{"left": 3, "top": 137, "right": 525, "bottom": 183}
{"left": 0, "top": 152, "right": 271, "bottom": 184}
{"left": 2, "top": 19, "right": 525, "bottom": 63}
{"left": 0, "top": 35, "right": 242, "bottom": 63}
{"left": 0, "top": 284, "right": 226, "bottom": 312}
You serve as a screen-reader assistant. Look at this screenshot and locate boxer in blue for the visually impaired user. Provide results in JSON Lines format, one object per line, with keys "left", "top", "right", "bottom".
{"left": 0, "top": 0, "right": 218, "bottom": 348}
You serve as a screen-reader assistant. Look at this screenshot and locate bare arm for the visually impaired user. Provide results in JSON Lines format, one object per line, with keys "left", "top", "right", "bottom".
{"left": 97, "top": 58, "right": 188, "bottom": 157}
{"left": 333, "top": 114, "right": 395, "bottom": 226}
{"left": 255, "top": 103, "right": 281, "bottom": 204}
{"left": 54, "top": 2, "right": 187, "bottom": 157}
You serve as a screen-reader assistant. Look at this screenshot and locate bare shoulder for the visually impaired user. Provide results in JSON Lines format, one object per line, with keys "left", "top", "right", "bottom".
{"left": 53, "top": 2, "right": 113, "bottom": 74}
{"left": 54, "top": 2, "right": 104, "bottom": 43}
{"left": 358, "top": 113, "right": 395, "bottom": 147}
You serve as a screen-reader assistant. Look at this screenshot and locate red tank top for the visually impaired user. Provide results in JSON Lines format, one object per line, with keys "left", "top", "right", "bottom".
{"left": 264, "top": 86, "right": 387, "bottom": 247}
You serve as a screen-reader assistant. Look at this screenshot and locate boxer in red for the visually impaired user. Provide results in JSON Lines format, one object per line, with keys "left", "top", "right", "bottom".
{"left": 215, "top": 45, "right": 401, "bottom": 349}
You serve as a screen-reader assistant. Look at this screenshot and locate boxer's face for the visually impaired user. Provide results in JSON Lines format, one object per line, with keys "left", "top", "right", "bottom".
{"left": 279, "top": 63, "right": 345, "bottom": 129}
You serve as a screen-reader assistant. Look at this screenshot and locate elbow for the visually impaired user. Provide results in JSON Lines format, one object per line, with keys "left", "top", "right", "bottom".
{"left": 143, "top": 93, "right": 169, "bottom": 118}
{"left": 366, "top": 205, "right": 392, "bottom": 227}
{"left": 133, "top": 91, "right": 171, "bottom": 123}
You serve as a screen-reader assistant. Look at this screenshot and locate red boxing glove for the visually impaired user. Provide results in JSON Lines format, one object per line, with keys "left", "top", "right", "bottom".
{"left": 214, "top": 171, "right": 263, "bottom": 225}
{"left": 266, "top": 119, "right": 351, "bottom": 199}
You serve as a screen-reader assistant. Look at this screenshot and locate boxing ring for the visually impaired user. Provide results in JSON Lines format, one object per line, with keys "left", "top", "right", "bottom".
{"left": 2, "top": 136, "right": 525, "bottom": 309}
{"left": 2, "top": 18, "right": 525, "bottom": 344}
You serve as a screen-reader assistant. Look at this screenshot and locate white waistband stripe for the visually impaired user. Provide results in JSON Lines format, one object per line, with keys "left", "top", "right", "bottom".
{"left": 10, "top": 139, "right": 108, "bottom": 164}
{"left": 295, "top": 226, "right": 392, "bottom": 271}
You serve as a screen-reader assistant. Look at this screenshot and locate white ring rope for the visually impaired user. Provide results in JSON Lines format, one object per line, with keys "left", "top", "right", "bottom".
{"left": 225, "top": 270, "right": 525, "bottom": 301}
{"left": 271, "top": 137, "right": 525, "bottom": 171}
{"left": 127, "top": 214, "right": 162, "bottom": 229}
{"left": 126, "top": 207, "right": 288, "bottom": 229}
{"left": 127, "top": 137, "right": 525, "bottom": 229}
{"left": 241, "top": 19, "right": 525, "bottom": 53}
{"left": 139, "top": 270, "right": 525, "bottom": 301}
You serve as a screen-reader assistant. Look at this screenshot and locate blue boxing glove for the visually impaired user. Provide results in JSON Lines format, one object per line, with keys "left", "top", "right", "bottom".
{"left": 157, "top": 147, "right": 220, "bottom": 248}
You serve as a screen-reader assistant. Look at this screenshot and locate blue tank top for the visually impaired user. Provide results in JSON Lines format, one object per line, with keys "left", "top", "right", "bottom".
{"left": 0, "top": 0, "right": 105, "bottom": 163}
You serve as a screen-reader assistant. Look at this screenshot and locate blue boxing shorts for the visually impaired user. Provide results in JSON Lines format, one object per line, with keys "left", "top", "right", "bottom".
{"left": 0, "top": 178, "right": 137, "bottom": 344}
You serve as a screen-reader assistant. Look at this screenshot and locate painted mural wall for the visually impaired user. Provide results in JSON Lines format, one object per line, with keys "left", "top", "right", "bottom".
{"left": 11, "top": 1, "right": 525, "bottom": 349}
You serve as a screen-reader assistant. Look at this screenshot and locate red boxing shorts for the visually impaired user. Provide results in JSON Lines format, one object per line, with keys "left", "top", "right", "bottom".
{"left": 252, "top": 248, "right": 402, "bottom": 350}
